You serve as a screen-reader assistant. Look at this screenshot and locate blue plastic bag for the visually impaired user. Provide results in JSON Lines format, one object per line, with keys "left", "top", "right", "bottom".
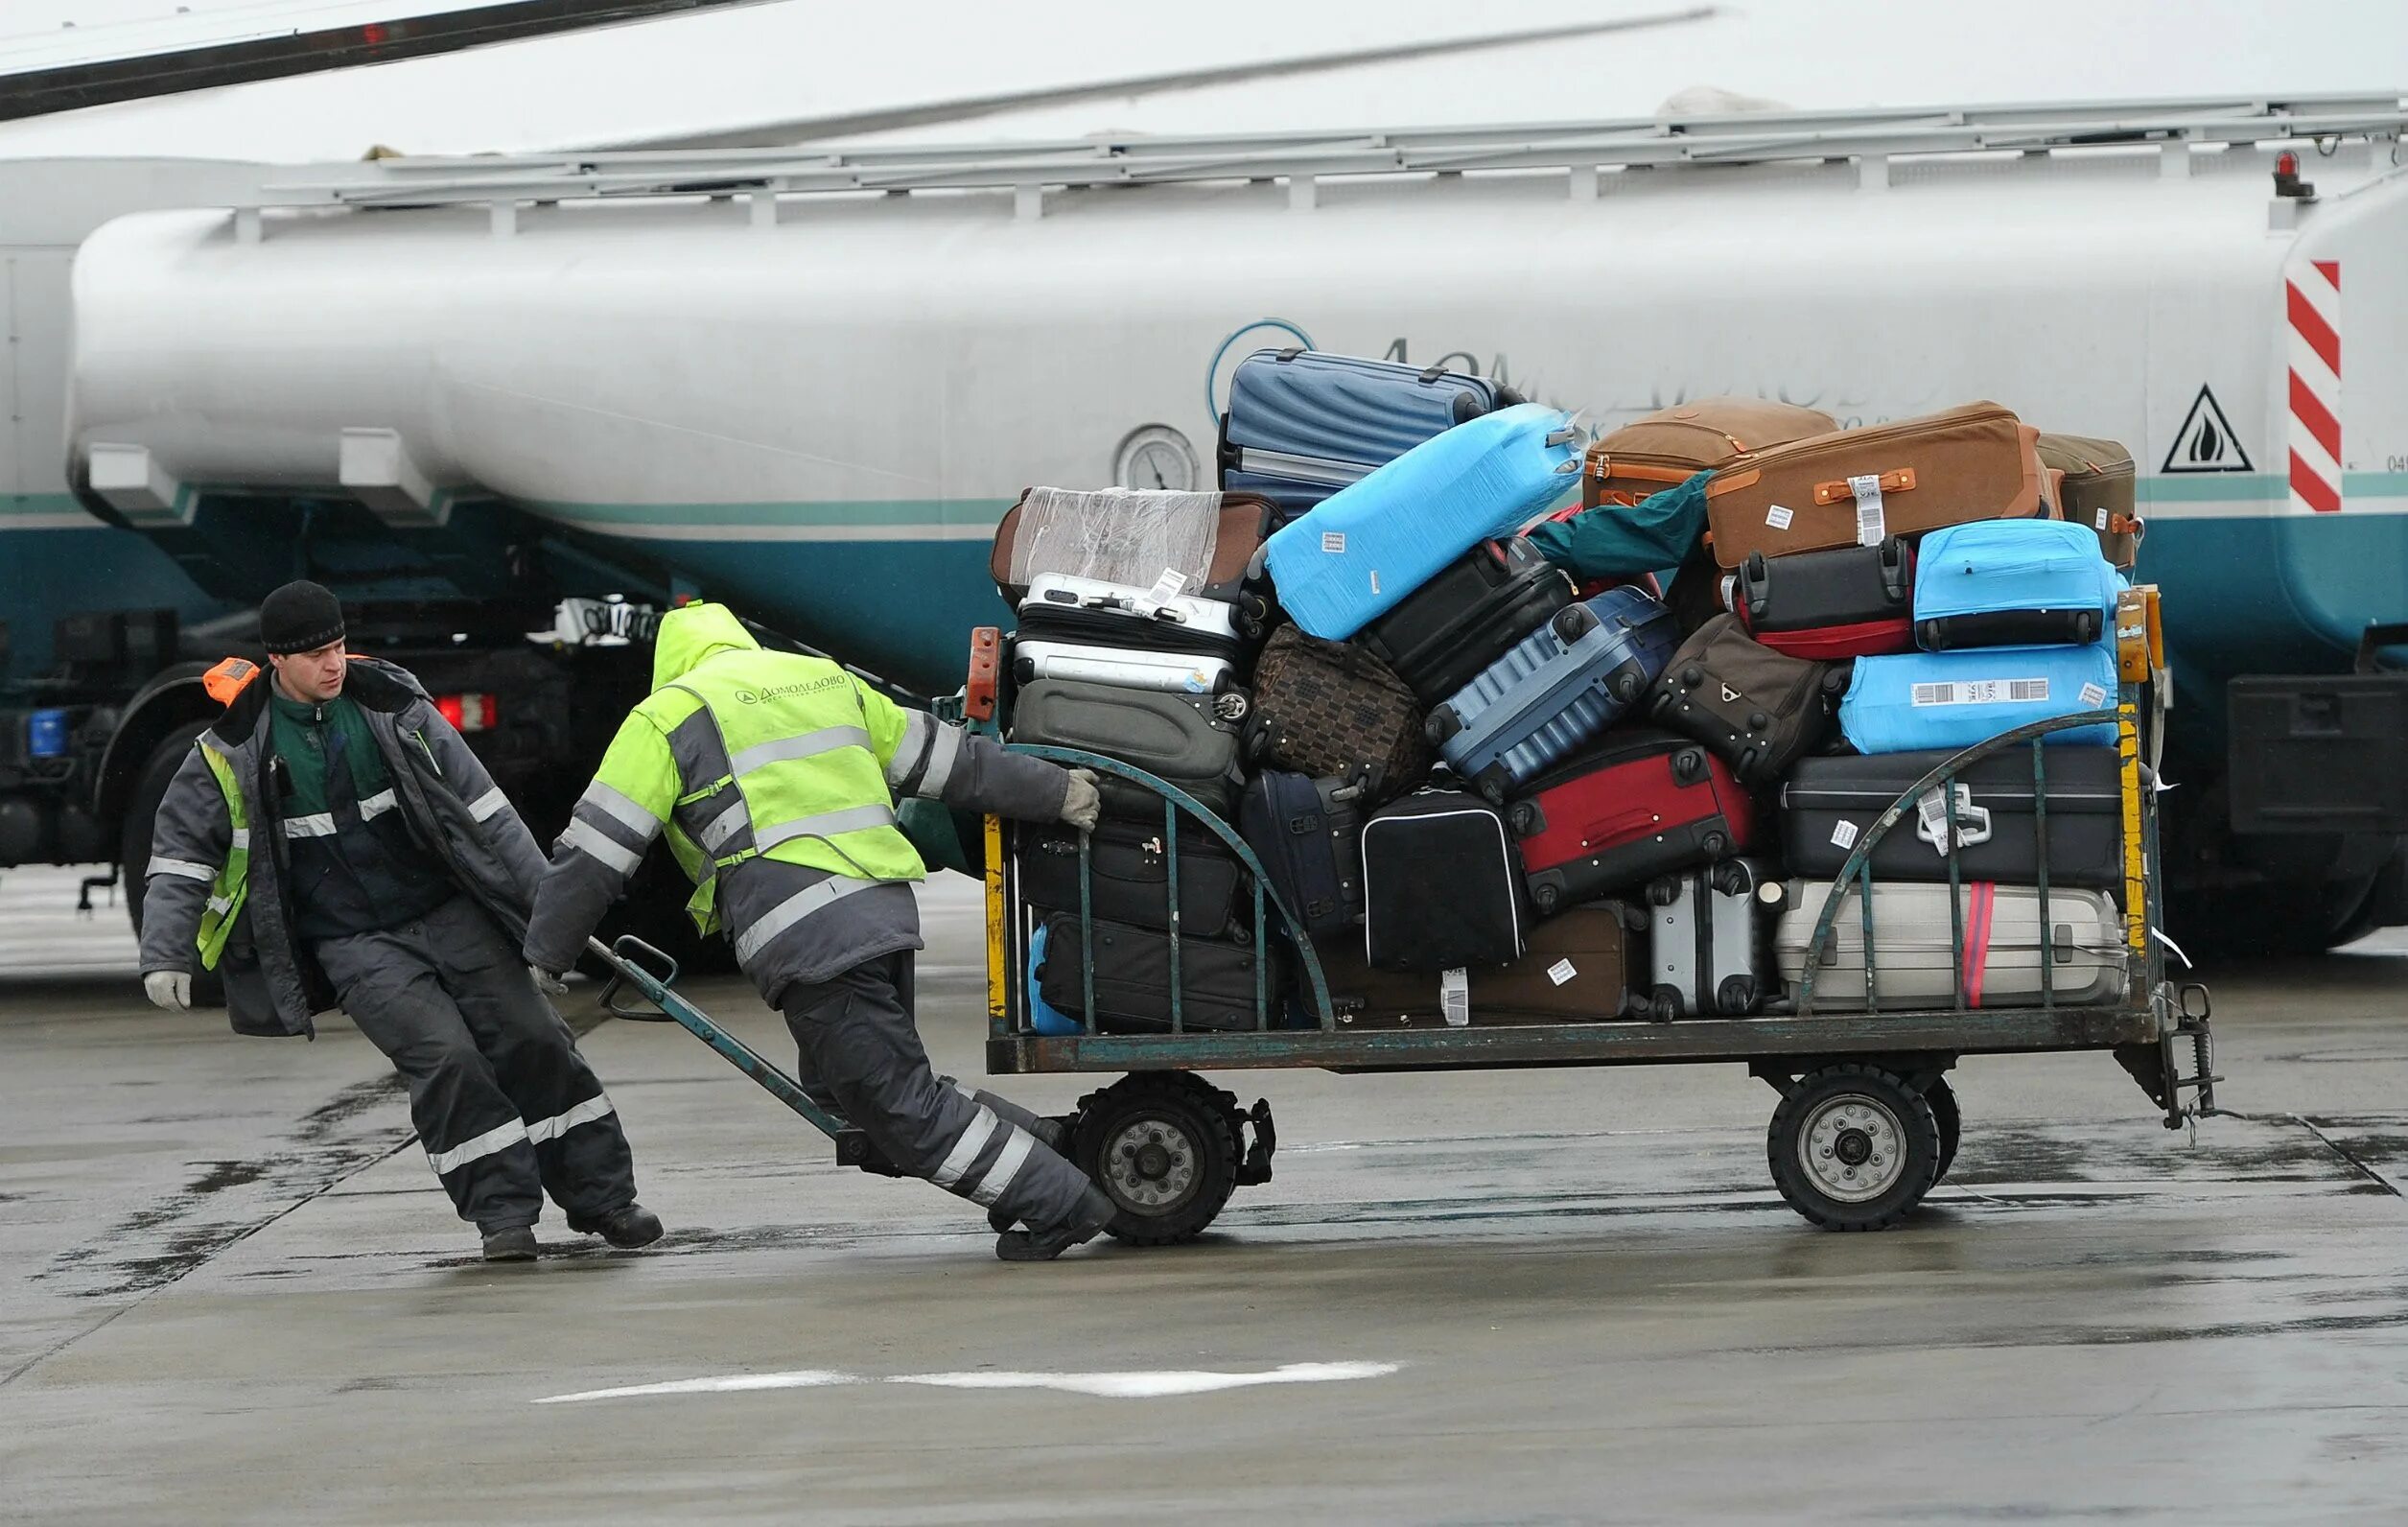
{"left": 1026, "top": 923, "right": 1082, "bottom": 1036}
{"left": 1264, "top": 402, "right": 1581, "bottom": 639}
{"left": 1840, "top": 639, "right": 2121, "bottom": 754}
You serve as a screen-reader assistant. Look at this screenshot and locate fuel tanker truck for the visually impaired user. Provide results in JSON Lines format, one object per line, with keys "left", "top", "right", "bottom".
{"left": 5, "top": 93, "right": 2406, "bottom": 960}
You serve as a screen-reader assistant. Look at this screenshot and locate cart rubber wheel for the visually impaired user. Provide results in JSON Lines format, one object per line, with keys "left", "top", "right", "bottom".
{"left": 1766, "top": 1064, "right": 1941, "bottom": 1232}
{"left": 1925, "top": 1075, "right": 1961, "bottom": 1186}
{"left": 1073, "top": 1072, "right": 1241, "bottom": 1246}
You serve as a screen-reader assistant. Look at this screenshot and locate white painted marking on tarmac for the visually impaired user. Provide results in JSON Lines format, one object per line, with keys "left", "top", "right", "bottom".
{"left": 533, "top": 1361, "right": 1399, "bottom": 1404}
{"left": 893, "top": 1361, "right": 1402, "bottom": 1398}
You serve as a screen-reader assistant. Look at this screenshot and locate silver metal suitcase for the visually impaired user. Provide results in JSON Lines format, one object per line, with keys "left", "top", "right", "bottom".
{"left": 1644, "top": 857, "right": 1771, "bottom": 1020}
{"left": 1775, "top": 880, "right": 2126, "bottom": 1009}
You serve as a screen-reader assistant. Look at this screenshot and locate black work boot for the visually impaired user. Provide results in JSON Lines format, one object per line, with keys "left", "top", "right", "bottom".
{"left": 480, "top": 1225, "right": 539, "bottom": 1262}
{"left": 989, "top": 1116, "right": 1078, "bottom": 1233}
{"left": 995, "top": 1186, "right": 1116, "bottom": 1263}
{"left": 568, "top": 1204, "right": 665, "bottom": 1249}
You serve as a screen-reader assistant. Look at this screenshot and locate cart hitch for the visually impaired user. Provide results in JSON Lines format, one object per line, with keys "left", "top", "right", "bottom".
{"left": 587, "top": 934, "right": 902, "bottom": 1175}
{"left": 2116, "top": 983, "right": 2222, "bottom": 1130}
{"left": 1235, "top": 1098, "right": 1277, "bottom": 1187}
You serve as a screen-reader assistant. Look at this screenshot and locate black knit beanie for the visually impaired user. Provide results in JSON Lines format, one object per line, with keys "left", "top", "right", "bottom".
{"left": 259, "top": 580, "right": 347, "bottom": 655}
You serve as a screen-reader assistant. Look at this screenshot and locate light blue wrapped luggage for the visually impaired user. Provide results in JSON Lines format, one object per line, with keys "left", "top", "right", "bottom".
{"left": 1839, "top": 638, "right": 2120, "bottom": 753}
{"left": 1263, "top": 403, "right": 1582, "bottom": 640}
{"left": 1912, "top": 519, "right": 2125, "bottom": 651}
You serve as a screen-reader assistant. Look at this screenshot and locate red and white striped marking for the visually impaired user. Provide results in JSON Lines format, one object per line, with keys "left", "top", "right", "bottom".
{"left": 2287, "top": 259, "right": 2343, "bottom": 514}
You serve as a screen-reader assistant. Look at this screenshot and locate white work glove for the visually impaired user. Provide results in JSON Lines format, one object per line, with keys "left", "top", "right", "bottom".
{"left": 143, "top": 971, "right": 192, "bottom": 1012}
{"left": 1059, "top": 768, "right": 1102, "bottom": 834}
{"left": 528, "top": 965, "right": 569, "bottom": 997}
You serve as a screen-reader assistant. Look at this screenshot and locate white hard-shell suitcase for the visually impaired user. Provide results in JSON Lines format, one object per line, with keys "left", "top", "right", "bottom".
{"left": 1012, "top": 574, "right": 1248, "bottom": 693}
{"left": 1775, "top": 880, "right": 2125, "bottom": 1009}
{"left": 1645, "top": 857, "right": 1774, "bottom": 1020}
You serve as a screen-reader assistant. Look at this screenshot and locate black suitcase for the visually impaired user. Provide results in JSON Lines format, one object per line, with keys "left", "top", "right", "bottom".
{"left": 1361, "top": 791, "right": 1530, "bottom": 972}
{"left": 1358, "top": 537, "right": 1573, "bottom": 706}
{"left": 1009, "top": 677, "right": 1248, "bottom": 819}
{"left": 1735, "top": 537, "right": 1915, "bottom": 660}
{"left": 1780, "top": 745, "right": 2124, "bottom": 888}
{"left": 1646, "top": 614, "right": 1846, "bottom": 786}
{"left": 1017, "top": 819, "right": 1247, "bottom": 940}
{"left": 1236, "top": 770, "right": 1367, "bottom": 943}
{"left": 1036, "top": 913, "right": 1282, "bottom": 1033}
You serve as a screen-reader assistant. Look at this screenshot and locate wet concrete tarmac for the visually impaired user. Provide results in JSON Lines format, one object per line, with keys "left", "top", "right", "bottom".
{"left": 4, "top": 869, "right": 2407, "bottom": 1524}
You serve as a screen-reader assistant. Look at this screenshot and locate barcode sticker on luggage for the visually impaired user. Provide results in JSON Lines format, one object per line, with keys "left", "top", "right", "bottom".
{"left": 1850, "top": 474, "right": 1886, "bottom": 545}
{"left": 1910, "top": 678, "right": 2049, "bottom": 707}
{"left": 2079, "top": 681, "right": 2108, "bottom": 707}
{"left": 1765, "top": 504, "right": 1794, "bottom": 530}
{"left": 1829, "top": 819, "right": 1859, "bottom": 850}
{"left": 1547, "top": 958, "right": 1578, "bottom": 986}
{"left": 1439, "top": 968, "right": 1471, "bottom": 1027}
{"left": 1147, "top": 568, "right": 1192, "bottom": 604}
{"left": 1321, "top": 531, "right": 1346, "bottom": 554}
{"left": 2095, "top": 507, "right": 2111, "bottom": 532}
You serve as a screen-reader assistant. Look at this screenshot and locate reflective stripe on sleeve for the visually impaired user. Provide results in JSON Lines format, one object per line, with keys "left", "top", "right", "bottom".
{"left": 731, "top": 874, "right": 879, "bottom": 963}
{"left": 468, "top": 786, "right": 511, "bottom": 822}
{"left": 559, "top": 816, "right": 643, "bottom": 877}
{"left": 970, "top": 1127, "right": 1038, "bottom": 1208}
{"left": 917, "top": 723, "right": 964, "bottom": 797}
{"left": 525, "top": 1093, "right": 616, "bottom": 1144}
{"left": 699, "top": 796, "right": 750, "bottom": 852}
{"left": 752, "top": 803, "right": 898, "bottom": 853}
{"left": 729, "top": 725, "right": 873, "bottom": 778}
{"left": 357, "top": 788, "right": 399, "bottom": 820}
{"left": 426, "top": 1117, "right": 529, "bottom": 1175}
{"left": 205, "top": 895, "right": 235, "bottom": 916}
{"left": 884, "top": 711, "right": 934, "bottom": 787}
{"left": 933, "top": 1106, "right": 1000, "bottom": 1189}
{"left": 282, "top": 812, "right": 338, "bottom": 838}
{"left": 147, "top": 856, "right": 217, "bottom": 882}
{"left": 576, "top": 780, "right": 660, "bottom": 834}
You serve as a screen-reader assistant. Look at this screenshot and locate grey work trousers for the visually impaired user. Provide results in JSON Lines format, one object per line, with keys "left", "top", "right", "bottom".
{"left": 316, "top": 894, "right": 639, "bottom": 1231}
{"left": 781, "top": 951, "right": 1099, "bottom": 1233}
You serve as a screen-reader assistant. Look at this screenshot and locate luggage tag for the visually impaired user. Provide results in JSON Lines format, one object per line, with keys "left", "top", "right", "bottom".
{"left": 1913, "top": 784, "right": 1993, "bottom": 857}
{"left": 1849, "top": 475, "right": 1885, "bottom": 546}
{"left": 1439, "top": 968, "right": 1471, "bottom": 1026}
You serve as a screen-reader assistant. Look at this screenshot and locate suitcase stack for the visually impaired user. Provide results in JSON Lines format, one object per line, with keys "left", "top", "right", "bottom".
{"left": 993, "top": 362, "right": 2146, "bottom": 1028}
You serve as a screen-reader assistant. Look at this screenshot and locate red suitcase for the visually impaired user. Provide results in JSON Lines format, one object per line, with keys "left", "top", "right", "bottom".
{"left": 1504, "top": 728, "right": 1758, "bottom": 915}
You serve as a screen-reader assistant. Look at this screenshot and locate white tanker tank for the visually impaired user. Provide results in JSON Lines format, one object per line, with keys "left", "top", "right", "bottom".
{"left": 60, "top": 94, "right": 2408, "bottom": 948}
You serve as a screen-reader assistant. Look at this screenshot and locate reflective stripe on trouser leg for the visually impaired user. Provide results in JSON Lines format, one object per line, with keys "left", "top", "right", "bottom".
{"left": 942, "top": 1075, "right": 1051, "bottom": 1138}
{"left": 781, "top": 952, "right": 1097, "bottom": 1232}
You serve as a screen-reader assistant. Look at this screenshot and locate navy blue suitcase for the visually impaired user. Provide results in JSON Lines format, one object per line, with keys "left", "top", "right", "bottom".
{"left": 1219, "top": 348, "right": 1518, "bottom": 522}
{"left": 1237, "top": 770, "right": 1368, "bottom": 942}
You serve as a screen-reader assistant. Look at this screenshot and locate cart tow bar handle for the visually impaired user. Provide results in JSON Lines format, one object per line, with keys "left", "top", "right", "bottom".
{"left": 582, "top": 935, "right": 900, "bottom": 1173}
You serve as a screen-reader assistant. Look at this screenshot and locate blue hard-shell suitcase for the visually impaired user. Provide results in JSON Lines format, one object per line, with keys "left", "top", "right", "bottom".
{"left": 1912, "top": 519, "right": 2124, "bottom": 651}
{"left": 1840, "top": 638, "right": 2120, "bottom": 753}
{"left": 1264, "top": 402, "right": 1583, "bottom": 641}
{"left": 1221, "top": 348, "right": 1517, "bottom": 521}
{"left": 1427, "top": 586, "right": 1682, "bottom": 804}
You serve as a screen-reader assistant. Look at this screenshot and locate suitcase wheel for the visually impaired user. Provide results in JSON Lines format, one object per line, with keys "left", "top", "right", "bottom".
{"left": 1554, "top": 605, "right": 1599, "bottom": 643}
{"left": 1746, "top": 711, "right": 1768, "bottom": 731}
{"left": 2076, "top": 611, "right": 2101, "bottom": 645}
{"left": 1672, "top": 748, "right": 1706, "bottom": 785}
{"left": 1507, "top": 801, "right": 1540, "bottom": 836}
{"left": 1701, "top": 830, "right": 1729, "bottom": 860}
{"left": 1681, "top": 666, "right": 1704, "bottom": 688}
{"left": 1475, "top": 769, "right": 1509, "bottom": 807}
{"left": 1649, "top": 987, "right": 1681, "bottom": 1024}
{"left": 1916, "top": 619, "right": 1946, "bottom": 650}
{"left": 1426, "top": 708, "right": 1462, "bottom": 745}
{"left": 1822, "top": 666, "right": 1854, "bottom": 696}
{"left": 1531, "top": 881, "right": 1560, "bottom": 915}
{"left": 1708, "top": 857, "right": 1749, "bottom": 897}
{"left": 1609, "top": 664, "right": 1646, "bottom": 704}
{"left": 1717, "top": 975, "right": 1758, "bottom": 1015}
{"left": 1646, "top": 877, "right": 1680, "bottom": 908}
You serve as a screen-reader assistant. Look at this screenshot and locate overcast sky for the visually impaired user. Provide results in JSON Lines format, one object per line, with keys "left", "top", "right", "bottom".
{"left": 2, "top": 0, "right": 2401, "bottom": 161}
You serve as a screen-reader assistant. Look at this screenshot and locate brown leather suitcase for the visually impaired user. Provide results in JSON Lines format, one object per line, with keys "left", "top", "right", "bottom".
{"left": 2037, "top": 433, "right": 2140, "bottom": 568}
{"left": 1583, "top": 398, "right": 1838, "bottom": 509}
{"left": 991, "top": 487, "right": 1274, "bottom": 603}
{"left": 1313, "top": 902, "right": 1644, "bottom": 1027}
{"left": 1702, "top": 402, "right": 2052, "bottom": 569}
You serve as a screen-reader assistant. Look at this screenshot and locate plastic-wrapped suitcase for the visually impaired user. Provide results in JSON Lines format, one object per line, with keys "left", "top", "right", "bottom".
{"left": 1735, "top": 536, "right": 1916, "bottom": 659}
{"left": 1427, "top": 586, "right": 1680, "bottom": 804}
{"left": 1506, "top": 728, "right": 1758, "bottom": 915}
{"left": 1358, "top": 537, "right": 1573, "bottom": 705}
{"left": 1839, "top": 639, "right": 2120, "bottom": 753}
{"left": 1912, "top": 520, "right": 2123, "bottom": 652}
{"left": 1012, "top": 574, "right": 1248, "bottom": 694}
{"left": 1362, "top": 791, "right": 1530, "bottom": 972}
{"left": 992, "top": 487, "right": 1274, "bottom": 604}
{"left": 1017, "top": 817, "right": 1247, "bottom": 939}
{"left": 1779, "top": 746, "right": 2125, "bottom": 888}
{"left": 1243, "top": 626, "right": 1430, "bottom": 800}
{"left": 1643, "top": 857, "right": 1774, "bottom": 1021}
{"left": 1219, "top": 348, "right": 1518, "bottom": 522}
{"left": 1702, "top": 402, "right": 2052, "bottom": 569}
{"left": 1316, "top": 903, "right": 1645, "bottom": 1027}
{"left": 1583, "top": 398, "right": 1839, "bottom": 509}
{"left": 2037, "top": 433, "right": 2141, "bottom": 569}
{"left": 1008, "top": 678, "right": 1249, "bottom": 817}
{"left": 1645, "top": 614, "right": 1845, "bottom": 786}
{"left": 1236, "top": 770, "right": 1367, "bottom": 943}
{"left": 1263, "top": 402, "right": 1583, "bottom": 640}
{"left": 1036, "top": 913, "right": 1282, "bottom": 1033}
{"left": 1774, "top": 881, "right": 2126, "bottom": 1009}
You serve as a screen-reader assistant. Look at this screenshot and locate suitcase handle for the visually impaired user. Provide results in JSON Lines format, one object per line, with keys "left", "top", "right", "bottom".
{"left": 1812, "top": 467, "right": 1916, "bottom": 505}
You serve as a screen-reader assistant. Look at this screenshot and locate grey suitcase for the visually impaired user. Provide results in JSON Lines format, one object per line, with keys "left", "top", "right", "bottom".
{"left": 1775, "top": 880, "right": 2126, "bottom": 1009}
{"left": 1008, "top": 677, "right": 1248, "bottom": 819}
{"left": 1644, "top": 857, "right": 1773, "bottom": 1021}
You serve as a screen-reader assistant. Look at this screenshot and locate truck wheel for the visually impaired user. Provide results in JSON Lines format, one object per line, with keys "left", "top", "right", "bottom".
{"left": 123, "top": 720, "right": 224, "bottom": 1009}
{"left": 1073, "top": 1072, "right": 1240, "bottom": 1246}
{"left": 1766, "top": 1064, "right": 1939, "bottom": 1232}
{"left": 1926, "top": 1075, "right": 1962, "bottom": 1185}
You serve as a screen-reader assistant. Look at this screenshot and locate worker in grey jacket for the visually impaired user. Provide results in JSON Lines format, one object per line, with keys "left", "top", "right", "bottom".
{"left": 522, "top": 602, "right": 1116, "bottom": 1262}
{"left": 139, "top": 580, "right": 659, "bottom": 1263}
